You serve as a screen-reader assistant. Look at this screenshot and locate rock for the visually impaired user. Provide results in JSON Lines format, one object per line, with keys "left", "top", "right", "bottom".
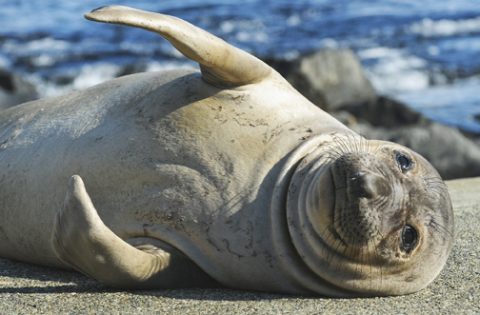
{"left": 0, "top": 69, "right": 38, "bottom": 109}
{"left": 330, "top": 110, "right": 359, "bottom": 127}
{"left": 266, "top": 49, "right": 377, "bottom": 111}
{"left": 352, "top": 122, "right": 480, "bottom": 180}
{"left": 343, "top": 96, "right": 430, "bottom": 127}
{"left": 474, "top": 113, "right": 480, "bottom": 124}
{"left": 116, "top": 63, "right": 148, "bottom": 77}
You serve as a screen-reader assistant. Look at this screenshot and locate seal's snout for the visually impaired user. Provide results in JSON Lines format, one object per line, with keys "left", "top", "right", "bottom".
{"left": 349, "top": 171, "right": 391, "bottom": 199}
{"left": 329, "top": 152, "right": 396, "bottom": 246}
{"left": 333, "top": 152, "right": 392, "bottom": 201}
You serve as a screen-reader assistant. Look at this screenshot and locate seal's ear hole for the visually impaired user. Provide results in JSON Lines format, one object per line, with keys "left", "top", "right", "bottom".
{"left": 401, "top": 224, "right": 418, "bottom": 253}
{"left": 395, "top": 152, "right": 414, "bottom": 173}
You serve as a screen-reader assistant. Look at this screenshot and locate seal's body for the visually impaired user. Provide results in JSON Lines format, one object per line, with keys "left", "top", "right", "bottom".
{"left": 0, "top": 69, "right": 348, "bottom": 293}
{"left": 0, "top": 6, "right": 454, "bottom": 297}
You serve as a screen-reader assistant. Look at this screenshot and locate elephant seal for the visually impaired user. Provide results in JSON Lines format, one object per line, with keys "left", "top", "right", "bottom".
{"left": 0, "top": 6, "right": 454, "bottom": 297}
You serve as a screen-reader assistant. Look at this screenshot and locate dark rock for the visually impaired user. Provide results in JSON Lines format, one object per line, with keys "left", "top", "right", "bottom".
{"left": 266, "top": 49, "right": 376, "bottom": 111}
{"left": 474, "top": 113, "right": 480, "bottom": 123}
{"left": 0, "top": 70, "right": 15, "bottom": 92}
{"left": 342, "top": 96, "right": 430, "bottom": 128}
{"left": 116, "top": 63, "right": 147, "bottom": 77}
{"left": 352, "top": 122, "right": 480, "bottom": 180}
{"left": 0, "top": 69, "right": 38, "bottom": 109}
{"left": 331, "top": 110, "right": 359, "bottom": 127}
{"left": 52, "top": 74, "right": 74, "bottom": 86}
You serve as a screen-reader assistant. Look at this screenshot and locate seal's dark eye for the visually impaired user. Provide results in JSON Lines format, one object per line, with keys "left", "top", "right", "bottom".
{"left": 396, "top": 153, "right": 413, "bottom": 172}
{"left": 401, "top": 225, "right": 418, "bottom": 253}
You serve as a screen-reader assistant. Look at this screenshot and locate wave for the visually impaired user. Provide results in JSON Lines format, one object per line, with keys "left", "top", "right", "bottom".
{"left": 409, "top": 17, "right": 480, "bottom": 37}
{"left": 28, "top": 61, "right": 195, "bottom": 98}
{"left": 394, "top": 76, "right": 480, "bottom": 133}
{"left": 358, "top": 47, "right": 433, "bottom": 94}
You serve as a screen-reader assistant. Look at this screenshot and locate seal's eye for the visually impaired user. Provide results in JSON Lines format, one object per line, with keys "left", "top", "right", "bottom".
{"left": 401, "top": 225, "right": 418, "bottom": 253}
{"left": 396, "top": 153, "right": 413, "bottom": 172}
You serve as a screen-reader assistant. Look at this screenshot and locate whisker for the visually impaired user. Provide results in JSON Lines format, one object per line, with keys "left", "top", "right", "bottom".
{"left": 428, "top": 216, "right": 454, "bottom": 238}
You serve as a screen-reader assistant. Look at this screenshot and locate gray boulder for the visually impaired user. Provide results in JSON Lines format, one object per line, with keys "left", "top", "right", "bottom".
{"left": 0, "top": 69, "right": 38, "bottom": 109}
{"left": 266, "top": 49, "right": 376, "bottom": 111}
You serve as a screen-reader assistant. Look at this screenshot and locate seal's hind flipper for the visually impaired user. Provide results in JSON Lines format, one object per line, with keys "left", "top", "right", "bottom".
{"left": 85, "top": 5, "right": 272, "bottom": 88}
{"left": 51, "top": 175, "right": 215, "bottom": 289}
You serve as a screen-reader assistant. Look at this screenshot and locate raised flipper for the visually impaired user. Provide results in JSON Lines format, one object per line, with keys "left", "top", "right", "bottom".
{"left": 85, "top": 5, "right": 273, "bottom": 88}
{"left": 51, "top": 175, "right": 216, "bottom": 289}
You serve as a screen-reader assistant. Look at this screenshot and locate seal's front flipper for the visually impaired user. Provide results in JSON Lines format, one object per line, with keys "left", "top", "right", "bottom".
{"left": 85, "top": 6, "right": 272, "bottom": 88}
{"left": 51, "top": 175, "right": 216, "bottom": 289}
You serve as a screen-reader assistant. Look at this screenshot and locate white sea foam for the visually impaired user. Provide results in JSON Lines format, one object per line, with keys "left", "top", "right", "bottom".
{"left": 235, "top": 31, "right": 267, "bottom": 43}
{"left": 2, "top": 37, "right": 70, "bottom": 55}
{"left": 0, "top": 55, "right": 11, "bottom": 69}
{"left": 219, "top": 19, "right": 267, "bottom": 43}
{"left": 28, "top": 76, "right": 70, "bottom": 98}
{"left": 71, "top": 63, "right": 120, "bottom": 91}
{"left": 393, "top": 76, "right": 480, "bottom": 132}
{"left": 30, "top": 63, "right": 121, "bottom": 98}
{"left": 287, "top": 14, "right": 302, "bottom": 27}
{"left": 2, "top": 37, "right": 70, "bottom": 68}
{"left": 395, "top": 76, "right": 480, "bottom": 108}
{"left": 31, "top": 61, "right": 197, "bottom": 98}
{"left": 357, "top": 47, "right": 398, "bottom": 59}
{"left": 410, "top": 17, "right": 480, "bottom": 37}
{"left": 359, "top": 47, "right": 431, "bottom": 94}
{"left": 438, "top": 36, "right": 480, "bottom": 52}
{"left": 25, "top": 37, "right": 70, "bottom": 52}
{"left": 145, "top": 61, "right": 196, "bottom": 72}
{"left": 345, "top": 0, "right": 480, "bottom": 18}
{"left": 319, "top": 38, "right": 339, "bottom": 49}
{"left": 220, "top": 20, "right": 236, "bottom": 33}
{"left": 30, "top": 55, "right": 57, "bottom": 67}
{"left": 281, "top": 50, "right": 300, "bottom": 60}
{"left": 220, "top": 19, "right": 264, "bottom": 33}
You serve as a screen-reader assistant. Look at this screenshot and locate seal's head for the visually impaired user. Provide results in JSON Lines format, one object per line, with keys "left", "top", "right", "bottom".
{"left": 285, "top": 134, "right": 454, "bottom": 296}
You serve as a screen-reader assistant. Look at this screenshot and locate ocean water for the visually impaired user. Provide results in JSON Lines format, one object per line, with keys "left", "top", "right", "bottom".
{"left": 0, "top": 0, "right": 479, "bottom": 133}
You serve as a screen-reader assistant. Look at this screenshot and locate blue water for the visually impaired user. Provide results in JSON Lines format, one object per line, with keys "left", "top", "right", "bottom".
{"left": 1, "top": 0, "right": 479, "bottom": 133}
